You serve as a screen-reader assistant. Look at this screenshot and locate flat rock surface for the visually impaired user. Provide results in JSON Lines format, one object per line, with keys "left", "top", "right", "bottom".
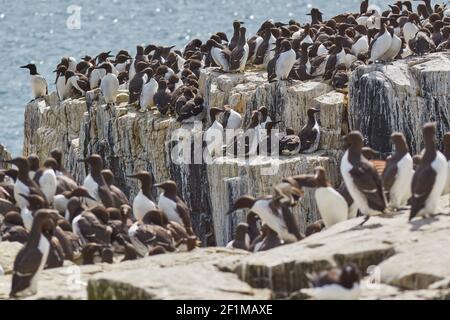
{"left": 233, "top": 195, "right": 450, "bottom": 298}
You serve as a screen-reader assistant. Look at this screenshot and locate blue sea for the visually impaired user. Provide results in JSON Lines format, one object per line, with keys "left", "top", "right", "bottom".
{"left": 0, "top": 0, "right": 391, "bottom": 156}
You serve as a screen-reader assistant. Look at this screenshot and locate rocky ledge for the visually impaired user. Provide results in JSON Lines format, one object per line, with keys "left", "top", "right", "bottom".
{"left": 2, "top": 195, "right": 450, "bottom": 300}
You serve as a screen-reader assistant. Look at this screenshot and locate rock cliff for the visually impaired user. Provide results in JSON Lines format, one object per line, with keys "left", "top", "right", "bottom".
{"left": 23, "top": 69, "right": 347, "bottom": 246}
{"left": 349, "top": 51, "right": 450, "bottom": 155}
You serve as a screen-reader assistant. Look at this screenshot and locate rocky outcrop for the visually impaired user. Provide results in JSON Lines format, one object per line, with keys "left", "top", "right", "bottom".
{"left": 232, "top": 195, "right": 450, "bottom": 299}
{"left": 2, "top": 197, "right": 450, "bottom": 299}
{"left": 349, "top": 52, "right": 450, "bottom": 155}
{"left": 0, "top": 144, "right": 11, "bottom": 168}
{"left": 0, "top": 248, "right": 270, "bottom": 300}
{"left": 23, "top": 70, "right": 348, "bottom": 246}
{"left": 0, "top": 242, "right": 22, "bottom": 275}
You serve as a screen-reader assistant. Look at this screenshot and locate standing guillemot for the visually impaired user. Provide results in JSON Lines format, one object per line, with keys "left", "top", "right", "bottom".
{"left": 153, "top": 79, "right": 172, "bottom": 115}
{"left": 313, "top": 167, "right": 349, "bottom": 228}
{"left": 54, "top": 65, "right": 69, "bottom": 100}
{"left": 230, "top": 27, "right": 249, "bottom": 73}
{"left": 369, "top": 20, "right": 392, "bottom": 62}
{"left": 226, "top": 223, "right": 250, "bottom": 251}
{"left": 3, "top": 157, "right": 46, "bottom": 209}
{"left": 33, "top": 158, "right": 58, "bottom": 204}
{"left": 139, "top": 68, "right": 158, "bottom": 110}
{"left": 442, "top": 132, "right": 450, "bottom": 195}
{"left": 97, "top": 63, "right": 119, "bottom": 108}
{"left": 382, "top": 132, "right": 413, "bottom": 210}
{"left": 299, "top": 108, "right": 320, "bottom": 154}
{"left": 340, "top": 131, "right": 387, "bottom": 225}
{"left": 308, "top": 263, "right": 361, "bottom": 300}
{"left": 79, "top": 155, "right": 115, "bottom": 208}
{"left": 155, "top": 180, "right": 194, "bottom": 235}
{"left": 270, "top": 40, "right": 296, "bottom": 81}
{"left": 204, "top": 107, "right": 225, "bottom": 158}
{"left": 227, "top": 194, "right": 302, "bottom": 243}
{"left": 207, "top": 39, "right": 231, "bottom": 72}
{"left": 128, "top": 62, "right": 151, "bottom": 104}
{"left": 127, "top": 171, "right": 156, "bottom": 221}
{"left": 229, "top": 20, "right": 244, "bottom": 51}
{"left": 410, "top": 123, "right": 448, "bottom": 221}
{"left": 20, "top": 63, "right": 48, "bottom": 100}
{"left": 101, "top": 169, "right": 130, "bottom": 207}
{"left": 253, "top": 22, "right": 276, "bottom": 69}
{"left": 10, "top": 209, "right": 59, "bottom": 298}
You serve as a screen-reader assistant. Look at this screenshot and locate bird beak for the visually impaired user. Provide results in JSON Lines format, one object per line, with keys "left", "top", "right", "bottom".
{"left": 306, "top": 13, "right": 312, "bottom": 16}
{"left": 19, "top": 193, "right": 30, "bottom": 201}
{"left": 127, "top": 174, "right": 139, "bottom": 179}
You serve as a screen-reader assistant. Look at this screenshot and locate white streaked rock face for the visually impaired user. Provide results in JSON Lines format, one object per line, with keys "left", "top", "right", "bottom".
{"left": 349, "top": 51, "right": 450, "bottom": 155}
{"left": 23, "top": 68, "right": 349, "bottom": 246}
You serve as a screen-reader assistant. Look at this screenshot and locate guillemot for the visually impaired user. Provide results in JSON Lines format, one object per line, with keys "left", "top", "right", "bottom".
{"left": 20, "top": 63, "right": 48, "bottom": 100}
{"left": 340, "top": 131, "right": 387, "bottom": 225}
{"left": 10, "top": 209, "right": 59, "bottom": 298}
{"left": 127, "top": 171, "right": 157, "bottom": 221}
{"left": 299, "top": 108, "right": 321, "bottom": 153}
{"left": 313, "top": 167, "right": 349, "bottom": 228}
{"left": 230, "top": 27, "right": 249, "bottom": 73}
{"left": 155, "top": 180, "right": 194, "bottom": 235}
{"left": 33, "top": 158, "right": 58, "bottom": 204}
{"left": 101, "top": 169, "right": 130, "bottom": 207}
{"left": 410, "top": 123, "right": 448, "bottom": 220}
{"left": 97, "top": 63, "right": 119, "bottom": 108}
{"left": 79, "top": 155, "right": 115, "bottom": 208}
{"left": 382, "top": 132, "right": 413, "bottom": 210}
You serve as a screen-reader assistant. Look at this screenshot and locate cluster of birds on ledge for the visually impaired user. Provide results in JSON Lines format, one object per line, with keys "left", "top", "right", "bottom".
{"left": 0, "top": 121, "right": 448, "bottom": 298}
{"left": 0, "top": 151, "right": 199, "bottom": 297}
{"left": 20, "top": 0, "right": 450, "bottom": 122}
{"left": 224, "top": 121, "right": 450, "bottom": 298}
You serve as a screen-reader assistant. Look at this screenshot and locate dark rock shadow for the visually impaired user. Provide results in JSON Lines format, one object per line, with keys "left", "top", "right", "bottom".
{"left": 409, "top": 216, "right": 440, "bottom": 231}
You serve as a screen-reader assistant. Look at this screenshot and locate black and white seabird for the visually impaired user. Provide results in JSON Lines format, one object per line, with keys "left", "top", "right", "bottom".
{"left": 10, "top": 209, "right": 59, "bottom": 298}
{"left": 20, "top": 63, "right": 48, "bottom": 99}
{"left": 3, "top": 157, "right": 46, "bottom": 210}
{"left": 229, "top": 20, "right": 244, "bottom": 51}
{"left": 139, "top": 68, "right": 158, "bottom": 110}
{"left": 313, "top": 167, "right": 349, "bottom": 228}
{"left": 53, "top": 186, "right": 95, "bottom": 216}
{"left": 382, "top": 132, "right": 413, "bottom": 210}
{"left": 79, "top": 155, "right": 114, "bottom": 208}
{"left": 227, "top": 193, "right": 302, "bottom": 243}
{"left": 369, "top": 20, "right": 392, "bottom": 62}
{"left": 207, "top": 39, "right": 231, "bottom": 72}
{"left": 340, "top": 131, "right": 387, "bottom": 225}
{"left": 270, "top": 40, "right": 296, "bottom": 81}
{"left": 97, "top": 63, "right": 119, "bottom": 107}
{"left": 410, "top": 123, "right": 448, "bottom": 220}
{"left": 101, "top": 169, "right": 130, "bottom": 207}
{"left": 230, "top": 27, "right": 249, "bottom": 73}
{"left": 33, "top": 158, "right": 58, "bottom": 204}
{"left": 299, "top": 108, "right": 320, "bottom": 153}
{"left": 153, "top": 79, "right": 171, "bottom": 115}
{"left": 155, "top": 180, "right": 194, "bottom": 235}
{"left": 127, "top": 171, "right": 156, "bottom": 221}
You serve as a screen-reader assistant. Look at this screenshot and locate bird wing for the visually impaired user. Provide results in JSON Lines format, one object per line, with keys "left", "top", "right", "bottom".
{"left": 176, "top": 200, "right": 193, "bottom": 234}
{"left": 11, "top": 247, "right": 43, "bottom": 296}
{"left": 382, "top": 159, "right": 398, "bottom": 192}
{"left": 349, "top": 160, "right": 386, "bottom": 211}
{"left": 0, "top": 198, "right": 19, "bottom": 215}
{"left": 78, "top": 214, "right": 111, "bottom": 245}
{"left": 410, "top": 165, "right": 436, "bottom": 219}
